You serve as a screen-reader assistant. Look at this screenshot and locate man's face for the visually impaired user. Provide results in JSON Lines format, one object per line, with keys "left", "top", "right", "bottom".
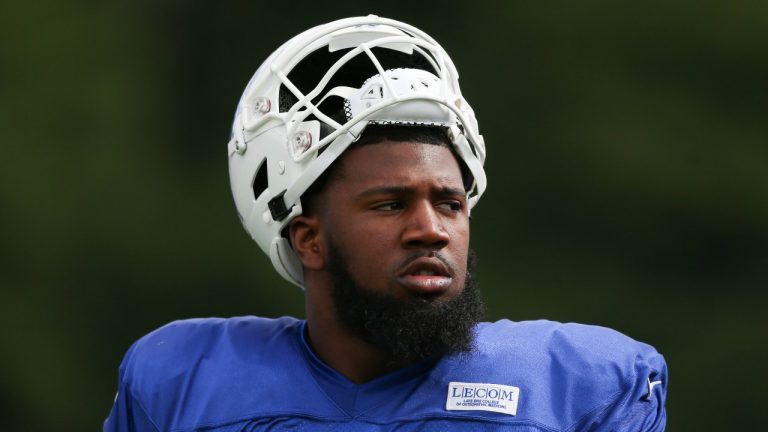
{"left": 317, "top": 140, "right": 483, "bottom": 362}
{"left": 321, "top": 140, "right": 470, "bottom": 302}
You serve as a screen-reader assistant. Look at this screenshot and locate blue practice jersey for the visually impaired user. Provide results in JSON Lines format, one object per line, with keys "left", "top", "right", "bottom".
{"left": 104, "top": 317, "right": 667, "bottom": 431}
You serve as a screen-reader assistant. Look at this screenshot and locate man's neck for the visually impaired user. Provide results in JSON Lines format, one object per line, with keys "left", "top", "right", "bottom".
{"left": 304, "top": 286, "right": 408, "bottom": 384}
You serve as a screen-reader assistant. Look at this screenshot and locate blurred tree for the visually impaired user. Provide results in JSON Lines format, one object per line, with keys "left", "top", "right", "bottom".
{"left": 1, "top": 1, "right": 766, "bottom": 430}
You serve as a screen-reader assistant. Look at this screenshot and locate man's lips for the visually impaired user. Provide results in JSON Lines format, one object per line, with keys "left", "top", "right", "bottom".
{"left": 396, "top": 256, "right": 453, "bottom": 294}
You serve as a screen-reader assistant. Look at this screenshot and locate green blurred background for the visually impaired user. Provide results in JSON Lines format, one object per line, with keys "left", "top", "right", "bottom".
{"left": 1, "top": 1, "right": 766, "bottom": 430}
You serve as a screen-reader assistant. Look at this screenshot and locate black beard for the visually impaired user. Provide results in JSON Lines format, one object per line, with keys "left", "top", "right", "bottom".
{"left": 328, "top": 245, "right": 485, "bottom": 365}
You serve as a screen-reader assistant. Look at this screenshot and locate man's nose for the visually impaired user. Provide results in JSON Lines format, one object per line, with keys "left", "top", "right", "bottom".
{"left": 402, "top": 201, "right": 450, "bottom": 249}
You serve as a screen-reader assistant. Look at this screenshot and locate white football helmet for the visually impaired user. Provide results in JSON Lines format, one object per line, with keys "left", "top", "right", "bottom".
{"left": 227, "top": 15, "right": 487, "bottom": 288}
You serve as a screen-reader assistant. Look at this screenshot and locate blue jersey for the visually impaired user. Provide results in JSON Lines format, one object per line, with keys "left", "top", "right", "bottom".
{"left": 104, "top": 317, "right": 667, "bottom": 431}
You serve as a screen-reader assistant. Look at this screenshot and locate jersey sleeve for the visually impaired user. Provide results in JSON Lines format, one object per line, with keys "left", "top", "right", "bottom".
{"left": 103, "top": 342, "right": 160, "bottom": 432}
{"left": 591, "top": 344, "right": 668, "bottom": 432}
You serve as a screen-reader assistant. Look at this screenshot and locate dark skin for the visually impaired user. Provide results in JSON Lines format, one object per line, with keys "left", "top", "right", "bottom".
{"left": 289, "top": 140, "right": 471, "bottom": 384}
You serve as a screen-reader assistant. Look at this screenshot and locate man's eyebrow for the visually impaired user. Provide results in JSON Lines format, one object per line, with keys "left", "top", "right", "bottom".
{"left": 438, "top": 186, "right": 468, "bottom": 197}
{"left": 356, "top": 185, "right": 467, "bottom": 199}
{"left": 356, "top": 186, "right": 409, "bottom": 199}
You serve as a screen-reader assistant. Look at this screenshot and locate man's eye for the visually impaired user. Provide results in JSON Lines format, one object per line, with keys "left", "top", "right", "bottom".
{"left": 437, "top": 201, "right": 464, "bottom": 212}
{"left": 373, "top": 201, "right": 403, "bottom": 211}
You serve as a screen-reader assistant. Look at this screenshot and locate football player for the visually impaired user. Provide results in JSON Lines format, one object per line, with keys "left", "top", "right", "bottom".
{"left": 105, "top": 15, "right": 667, "bottom": 431}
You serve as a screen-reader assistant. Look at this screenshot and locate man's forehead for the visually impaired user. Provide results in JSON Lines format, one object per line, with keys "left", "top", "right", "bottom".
{"left": 334, "top": 141, "right": 465, "bottom": 188}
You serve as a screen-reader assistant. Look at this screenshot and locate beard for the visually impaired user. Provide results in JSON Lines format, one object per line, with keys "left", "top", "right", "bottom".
{"left": 327, "top": 245, "right": 485, "bottom": 365}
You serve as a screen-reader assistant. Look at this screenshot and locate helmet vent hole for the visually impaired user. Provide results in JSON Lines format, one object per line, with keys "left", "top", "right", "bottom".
{"left": 252, "top": 160, "right": 268, "bottom": 200}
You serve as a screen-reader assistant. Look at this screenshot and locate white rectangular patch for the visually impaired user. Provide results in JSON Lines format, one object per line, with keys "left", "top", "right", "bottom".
{"left": 446, "top": 382, "right": 520, "bottom": 416}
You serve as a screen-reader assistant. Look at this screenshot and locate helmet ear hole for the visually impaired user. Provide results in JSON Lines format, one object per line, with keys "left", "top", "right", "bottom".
{"left": 252, "top": 159, "right": 268, "bottom": 200}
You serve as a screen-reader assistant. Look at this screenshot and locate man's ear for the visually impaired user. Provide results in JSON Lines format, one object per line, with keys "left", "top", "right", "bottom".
{"left": 288, "top": 215, "right": 325, "bottom": 271}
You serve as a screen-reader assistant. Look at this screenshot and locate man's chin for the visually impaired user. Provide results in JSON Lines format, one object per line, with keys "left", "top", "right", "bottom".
{"left": 329, "top": 247, "right": 484, "bottom": 363}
